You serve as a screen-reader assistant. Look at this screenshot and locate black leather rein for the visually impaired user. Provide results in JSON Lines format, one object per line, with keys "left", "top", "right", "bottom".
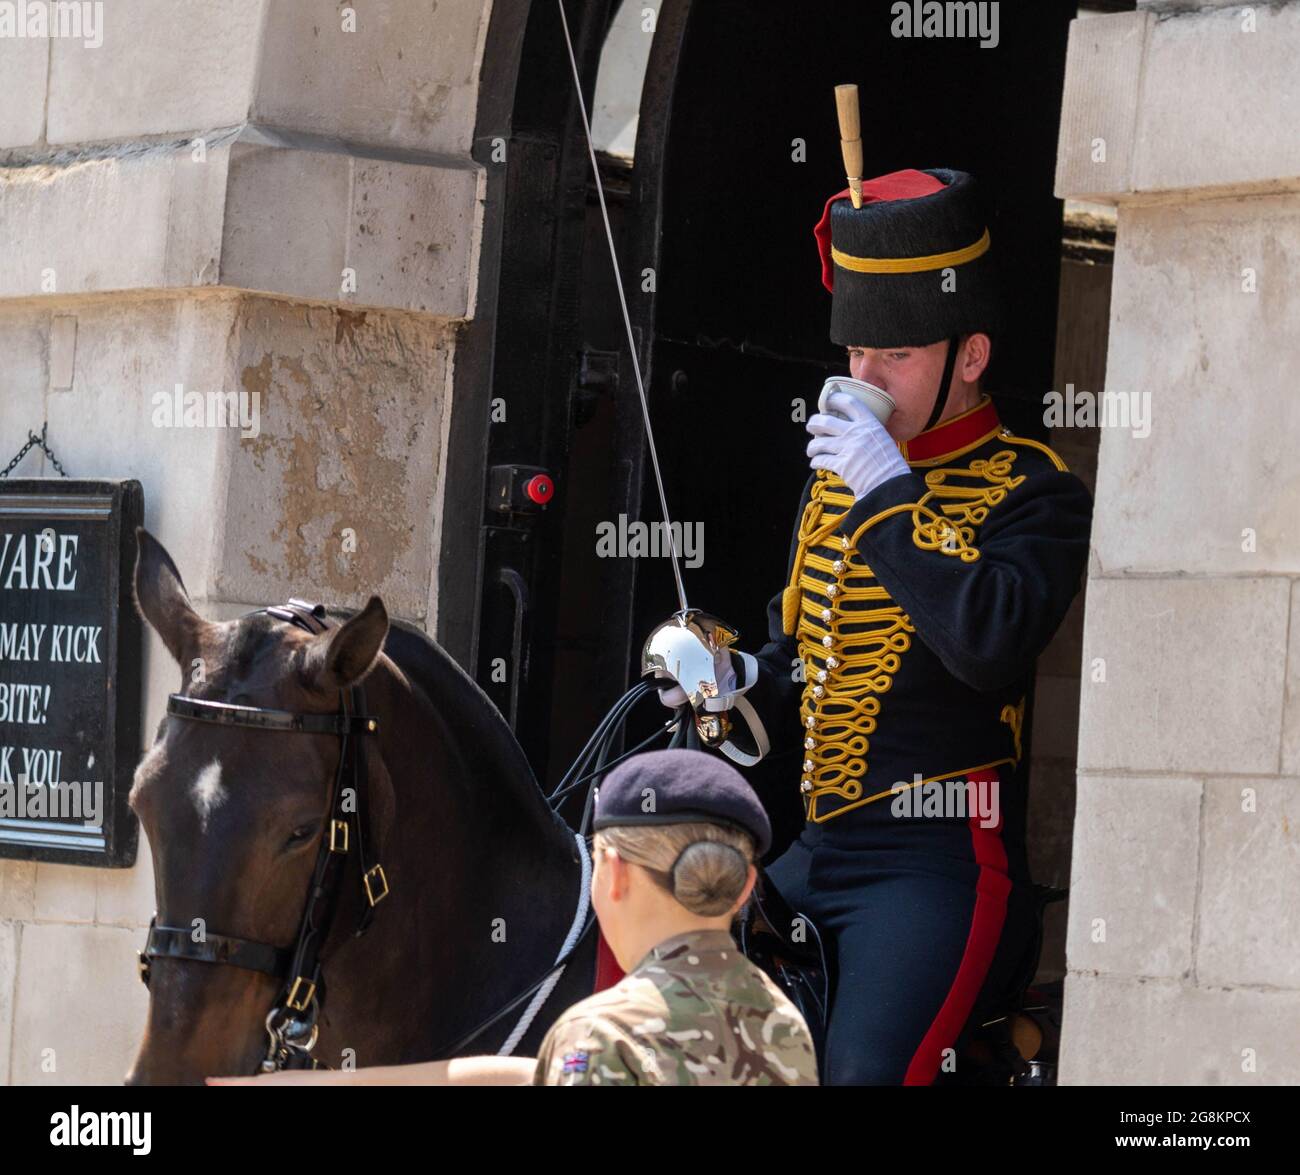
{"left": 137, "top": 599, "right": 388, "bottom": 1072}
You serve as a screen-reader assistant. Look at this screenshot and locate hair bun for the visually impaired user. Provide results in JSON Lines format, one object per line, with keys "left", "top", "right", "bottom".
{"left": 670, "top": 841, "right": 749, "bottom": 917}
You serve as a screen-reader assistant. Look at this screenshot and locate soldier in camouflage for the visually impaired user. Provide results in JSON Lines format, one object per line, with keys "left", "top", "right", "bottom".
{"left": 533, "top": 749, "right": 818, "bottom": 1086}
{"left": 533, "top": 926, "right": 816, "bottom": 1086}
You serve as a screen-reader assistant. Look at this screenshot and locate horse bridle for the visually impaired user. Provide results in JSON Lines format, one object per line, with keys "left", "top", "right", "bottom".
{"left": 137, "top": 599, "right": 389, "bottom": 1072}
{"left": 135, "top": 601, "right": 684, "bottom": 1070}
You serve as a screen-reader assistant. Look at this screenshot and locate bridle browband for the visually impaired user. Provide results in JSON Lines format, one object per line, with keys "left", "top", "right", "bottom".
{"left": 165, "top": 694, "right": 376, "bottom": 736}
{"left": 137, "top": 598, "right": 389, "bottom": 1073}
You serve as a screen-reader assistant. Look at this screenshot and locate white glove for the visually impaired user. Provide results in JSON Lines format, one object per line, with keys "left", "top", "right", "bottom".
{"left": 657, "top": 649, "right": 753, "bottom": 712}
{"left": 806, "top": 390, "right": 910, "bottom": 500}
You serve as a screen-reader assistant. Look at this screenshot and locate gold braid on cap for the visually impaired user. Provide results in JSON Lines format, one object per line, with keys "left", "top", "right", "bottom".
{"left": 831, "top": 228, "right": 991, "bottom": 275}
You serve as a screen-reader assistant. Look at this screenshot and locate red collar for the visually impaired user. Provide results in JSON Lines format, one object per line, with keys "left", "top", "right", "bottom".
{"left": 899, "top": 395, "right": 1001, "bottom": 463}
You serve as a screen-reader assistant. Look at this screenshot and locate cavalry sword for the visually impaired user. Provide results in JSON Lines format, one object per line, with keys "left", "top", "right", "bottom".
{"left": 555, "top": 1, "right": 749, "bottom": 758}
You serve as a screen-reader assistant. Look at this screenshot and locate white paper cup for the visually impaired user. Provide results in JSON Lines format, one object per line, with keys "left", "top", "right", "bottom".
{"left": 818, "top": 376, "right": 896, "bottom": 424}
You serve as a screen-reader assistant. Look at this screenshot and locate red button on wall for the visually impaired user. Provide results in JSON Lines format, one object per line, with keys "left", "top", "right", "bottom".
{"left": 525, "top": 474, "right": 554, "bottom": 505}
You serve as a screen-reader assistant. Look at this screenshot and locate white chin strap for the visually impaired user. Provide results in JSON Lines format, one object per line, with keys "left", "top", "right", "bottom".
{"left": 714, "top": 652, "right": 771, "bottom": 767}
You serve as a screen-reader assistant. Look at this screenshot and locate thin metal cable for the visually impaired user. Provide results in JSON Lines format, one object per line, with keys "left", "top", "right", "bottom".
{"left": 556, "top": 0, "right": 688, "bottom": 614}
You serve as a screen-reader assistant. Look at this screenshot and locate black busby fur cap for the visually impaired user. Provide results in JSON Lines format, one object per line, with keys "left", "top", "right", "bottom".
{"left": 825, "top": 168, "right": 1003, "bottom": 348}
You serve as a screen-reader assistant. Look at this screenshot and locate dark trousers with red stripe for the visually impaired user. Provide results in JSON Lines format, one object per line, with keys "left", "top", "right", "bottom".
{"left": 766, "top": 777, "right": 1035, "bottom": 1086}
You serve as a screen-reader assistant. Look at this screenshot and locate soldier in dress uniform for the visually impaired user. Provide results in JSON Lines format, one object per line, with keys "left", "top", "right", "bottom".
{"left": 659, "top": 166, "right": 1093, "bottom": 1084}
{"left": 532, "top": 749, "right": 819, "bottom": 1086}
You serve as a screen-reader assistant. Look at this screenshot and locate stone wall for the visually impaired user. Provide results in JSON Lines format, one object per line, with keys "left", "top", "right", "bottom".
{"left": 1055, "top": 1, "right": 1300, "bottom": 1084}
{"left": 0, "top": 0, "right": 494, "bottom": 1085}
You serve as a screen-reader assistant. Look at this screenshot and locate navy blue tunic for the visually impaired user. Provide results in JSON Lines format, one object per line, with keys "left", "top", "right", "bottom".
{"left": 739, "top": 394, "right": 1093, "bottom": 1084}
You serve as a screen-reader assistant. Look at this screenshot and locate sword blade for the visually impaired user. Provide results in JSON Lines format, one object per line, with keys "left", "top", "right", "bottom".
{"left": 556, "top": 0, "right": 689, "bottom": 614}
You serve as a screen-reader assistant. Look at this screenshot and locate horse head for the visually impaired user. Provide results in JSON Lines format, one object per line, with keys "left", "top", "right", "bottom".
{"left": 125, "top": 528, "right": 395, "bottom": 1083}
{"left": 124, "top": 529, "right": 597, "bottom": 1085}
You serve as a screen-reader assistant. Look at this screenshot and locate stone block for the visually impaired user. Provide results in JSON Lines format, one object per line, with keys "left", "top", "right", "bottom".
{"left": 0, "top": 133, "right": 477, "bottom": 314}
{"left": 0, "top": 26, "right": 50, "bottom": 148}
{"left": 1077, "top": 578, "right": 1288, "bottom": 774}
{"left": 95, "top": 854, "right": 156, "bottom": 930}
{"left": 1197, "top": 775, "right": 1300, "bottom": 989}
{"left": 254, "top": 0, "right": 489, "bottom": 154}
{"left": 0, "top": 312, "right": 50, "bottom": 472}
{"left": 1055, "top": 11, "right": 1153, "bottom": 201}
{"left": 1095, "top": 194, "right": 1300, "bottom": 575}
{"left": 213, "top": 297, "right": 450, "bottom": 618}
{"left": 347, "top": 158, "right": 478, "bottom": 317}
{"left": 11, "top": 922, "right": 148, "bottom": 1084}
{"left": 0, "top": 860, "right": 36, "bottom": 921}
{"left": 1067, "top": 774, "right": 1201, "bottom": 979}
{"left": 1134, "top": 4, "right": 1300, "bottom": 194}
{"left": 36, "top": 296, "right": 238, "bottom": 593}
{"left": 0, "top": 143, "right": 230, "bottom": 296}
{"left": 33, "top": 863, "right": 96, "bottom": 923}
{"left": 222, "top": 144, "right": 351, "bottom": 303}
{"left": 221, "top": 143, "right": 479, "bottom": 315}
{"left": 46, "top": 0, "right": 264, "bottom": 144}
{"left": 1060, "top": 971, "right": 1300, "bottom": 1084}
{"left": 1058, "top": 5, "right": 1300, "bottom": 201}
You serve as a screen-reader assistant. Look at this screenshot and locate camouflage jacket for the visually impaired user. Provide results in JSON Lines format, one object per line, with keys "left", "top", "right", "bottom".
{"left": 532, "top": 928, "right": 818, "bottom": 1085}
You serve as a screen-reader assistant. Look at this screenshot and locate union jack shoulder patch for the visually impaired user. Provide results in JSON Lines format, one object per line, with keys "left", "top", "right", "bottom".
{"left": 561, "top": 1049, "right": 590, "bottom": 1074}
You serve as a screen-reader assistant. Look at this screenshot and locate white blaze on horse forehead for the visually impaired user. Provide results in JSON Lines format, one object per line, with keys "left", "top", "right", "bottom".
{"left": 191, "top": 758, "right": 227, "bottom": 832}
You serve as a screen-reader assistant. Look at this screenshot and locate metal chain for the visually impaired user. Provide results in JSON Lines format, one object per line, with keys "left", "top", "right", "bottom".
{"left": 0, "top": 423, "right": 71, "bottom": 478}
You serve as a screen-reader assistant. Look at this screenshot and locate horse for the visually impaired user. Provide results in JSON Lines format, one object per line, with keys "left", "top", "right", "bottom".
{"left": 125, "top": 529, "right": 599, "bottom": 1085}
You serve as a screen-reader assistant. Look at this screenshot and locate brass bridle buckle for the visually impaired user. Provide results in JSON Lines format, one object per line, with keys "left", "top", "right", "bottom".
{"left": 363, "top": 864, "right": 389, "bottom": 907}
{"left": 286, "top": 975, "right": 317, "bottom": 1013}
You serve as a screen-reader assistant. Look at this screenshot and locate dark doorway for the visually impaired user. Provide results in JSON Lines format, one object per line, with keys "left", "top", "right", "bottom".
{"left": 460, "top": 1, "right": 1082, "bottom": 812}
{"left": 559, "top": 0, "right": 1079, "bottom": 841}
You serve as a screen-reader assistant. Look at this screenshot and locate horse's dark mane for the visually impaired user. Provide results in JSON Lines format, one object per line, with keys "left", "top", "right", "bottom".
{"left": 327, "top": 608, "right": 567, "bottom": 837}
{"left": 383, "top": 617, "right": 539, "bottom": 786}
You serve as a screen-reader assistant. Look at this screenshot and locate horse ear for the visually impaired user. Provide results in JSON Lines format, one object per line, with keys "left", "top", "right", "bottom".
{"left": 133, "top": 527, "right": 209, "bottom": 665}
{"left": 300, "top": 596, "right": 390, "bottom": 692}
